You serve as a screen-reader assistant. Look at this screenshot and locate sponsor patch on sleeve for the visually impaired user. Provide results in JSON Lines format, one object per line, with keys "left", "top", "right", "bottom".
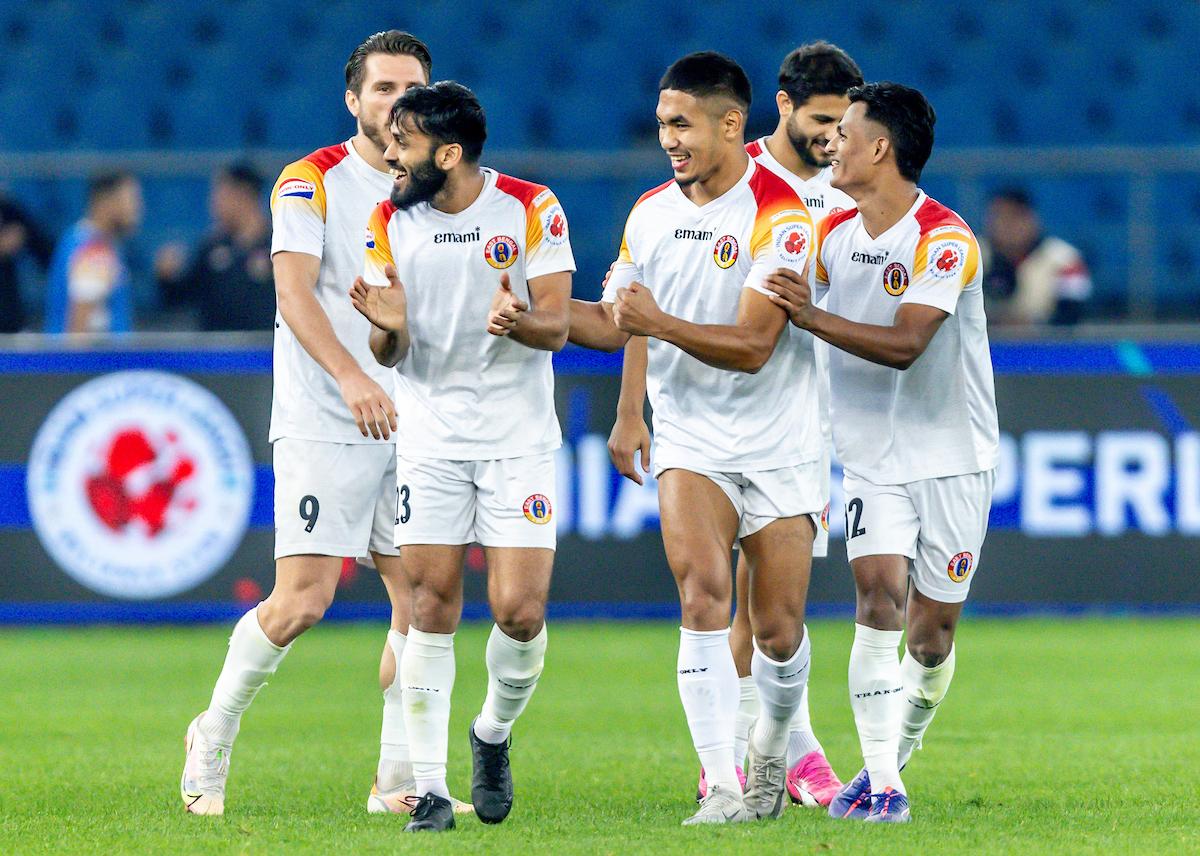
{"left": 542, "top": 204, "right": 569, "bottom": 246}
{"left": 277, "top": 178, "right": 316, "bottom": 200}
{"left": 928, "top": 238, "right": 968, "bottom": 280}
{"left": 774, "top": 222, "right": 811, "bottom": 264}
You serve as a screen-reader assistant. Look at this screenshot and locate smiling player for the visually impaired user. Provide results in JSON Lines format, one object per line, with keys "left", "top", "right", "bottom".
{"left": 763, "top": 82, "right": 999, "bottom": 824}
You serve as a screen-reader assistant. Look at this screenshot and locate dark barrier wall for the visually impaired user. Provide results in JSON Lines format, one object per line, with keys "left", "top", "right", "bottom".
{"left": 1, "top": 340, "right": 1199, "bottom": 619}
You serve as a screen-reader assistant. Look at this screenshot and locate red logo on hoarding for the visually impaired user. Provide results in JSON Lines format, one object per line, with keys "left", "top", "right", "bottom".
{"left": 85, "top": 428, "right": 197, "bottom": 536}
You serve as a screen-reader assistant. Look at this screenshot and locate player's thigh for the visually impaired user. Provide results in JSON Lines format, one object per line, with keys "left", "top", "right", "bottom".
{"left": 472, "top": 452, "right": 558, "bottom": 551}
{"left": 730, "top": 552, "right": 753, "bottom": 674}
{"left": 656, "top": 468, "right": 740, "bottom": 598}
{"left": 841, "top": 470, "right": 920, "bottom": 565}
{"left": 270, "top": 553, "right": 345, "bottom": 602}
{"left": 483, "top": 545, "right": 555, "bottom": 638}
{"left": 393, "top": 455, "right": 476, "bottom": 547}
{"left": 908, "top": 469, "right": 995, "bottom": 605}
{"left": 273, "top": 438, "right": 389, "bottom": 559}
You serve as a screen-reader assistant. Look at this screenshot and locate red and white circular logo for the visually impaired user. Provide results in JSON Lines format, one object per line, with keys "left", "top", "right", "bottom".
{"left": 26, "top": 372, "right": 254, "bottom": 599}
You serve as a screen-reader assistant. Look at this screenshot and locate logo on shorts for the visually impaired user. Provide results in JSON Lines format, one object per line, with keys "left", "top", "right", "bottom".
{"left": 26, "top": 372, "right": 254, "bottom": 599}
{"left": 820, "top": 503, "right": 830, "bottom": 532}
{"left": 882, "top": 262, "right": 909, "bottom": 296}
{"left": 523, "top": 494, "right": 552, "bottom": 524}
{"left": 713, "top": 235, "right": 739, "bottom": 269}
{"left": 484, "top": 235, "right": 519, "bottom": 269}
{"left": 948, "top": 551, "right": 973, "bottom": 583}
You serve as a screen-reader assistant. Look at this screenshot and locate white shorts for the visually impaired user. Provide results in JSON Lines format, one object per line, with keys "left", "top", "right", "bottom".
{"left": 661, "top": 460, "right": 827, "bottom": 550}
{"left": 394, "top": 452, "right": 557, "bottom": 549}
{"left": 842, "top": 469, "right": 995, "bottom": 604}
{"left": 273, "top": 438, "right": 398, "bottom": 560}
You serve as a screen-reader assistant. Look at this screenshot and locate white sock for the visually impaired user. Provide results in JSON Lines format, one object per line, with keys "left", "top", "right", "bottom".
{"left": 473, "top": 623, "right": 547, "bottom": 745}
{"left": 848, "top": 623, "right": 905, "bottom": 794}
{"left": 750, "top": 630, "right": 811, "bottom": 758}
{"left": 898, "top": 644, "right": 956, "bottom": 768}
{"left": 377, "top": 629, "right": 411, "bottom": 790}
{"left": 733, "top": 675, "right": 758, "bottom": 769}
{"left": 786, "top": 684, "right": 824, "bottom": 767}
{"left": 204, "top": 605, "right": 289, "bottom": 747}
{"left": 677, "top": 627, "right": 740, "bottom": 791}
{"left": 401, "top": 627, "right": 455, "bottom": 800}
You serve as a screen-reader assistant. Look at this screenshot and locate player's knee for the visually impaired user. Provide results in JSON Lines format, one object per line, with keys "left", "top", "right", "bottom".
{"left": 907, "top": 637, "right": 952, "bottom": 668}
{"left": 409, "top": 582, "right": 460, "bottom": 627}
{"left": 753, "top": 621, "right": 803, "bottom": 662}
{"left": 855, "top": 586, "right": 905, "bottom": 629}
{"left": 493, "top": 605, "right": 545, "bottom": 643}
{"left": 678, "top": 582, "right": 727, "bottom": 628}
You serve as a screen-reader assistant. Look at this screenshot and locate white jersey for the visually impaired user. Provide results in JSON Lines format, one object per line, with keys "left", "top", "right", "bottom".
{"left": 269, "top": 140, "right": 395, "bottom": 444}
{"left": 604, "top": 158, "right": 820, "bottom": 473}
{"left": 364, "top": 168, "right": 574, "bottom": 460}
{"left": 818, "top": 191, "right": 1000, "bottom": 484}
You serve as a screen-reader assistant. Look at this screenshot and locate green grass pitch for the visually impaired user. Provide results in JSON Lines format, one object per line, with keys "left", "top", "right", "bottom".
{"left": 1, "top": 617, "right": 1197, "bottom": 854}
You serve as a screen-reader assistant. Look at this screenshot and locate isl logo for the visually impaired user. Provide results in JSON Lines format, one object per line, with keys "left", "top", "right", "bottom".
{"left": 26, "top": 371, "right": 254, "bottom": 599}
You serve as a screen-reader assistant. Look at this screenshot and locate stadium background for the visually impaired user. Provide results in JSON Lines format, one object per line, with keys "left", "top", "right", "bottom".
{"left": 0, "top": 0, "right": 1198, "bottom": 617}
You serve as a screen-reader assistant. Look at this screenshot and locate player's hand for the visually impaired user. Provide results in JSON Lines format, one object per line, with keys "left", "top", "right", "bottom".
{"left": 349, "top": 263, "right": 408, "bottom": 331}
{"left": 762, "top": 267, "right": 815, "bottom": 328}
{"left": 608, "top": 414, "right": 652, "bottom": 485}
{"left": 338, "top": 370, "right": 399, "bottom": 440}
{"left": 612, "top": 282, "right": 664, "bottom": 336}
{"left": 487, "top": 272, "right": 529, "bottom": 336}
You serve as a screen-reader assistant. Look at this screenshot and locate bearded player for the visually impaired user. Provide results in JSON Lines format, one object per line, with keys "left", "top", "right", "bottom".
{"left": 180, "top": 32, "right": 470, "bottom": 818}
{"left": 763, "top": 82, "right": 999, "bottom": 823}
{"left": 570, "top": 52, "right": 821, "bottom": 825}
{"left": 350, "top": 81, "right": 574, "bottom": 832}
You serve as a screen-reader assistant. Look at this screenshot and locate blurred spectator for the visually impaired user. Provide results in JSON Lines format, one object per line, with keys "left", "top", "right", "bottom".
{"left": 982, "top": 188, "right": 1092, "bottom": 326}
{"left": 45, "top": 171, "right": 143, "bottom": 335}
{"left": 0, "top": 193, "right": 55, "bottom": 332}
{"left": 155, "top": 163, "right": 273, "bottom": 331}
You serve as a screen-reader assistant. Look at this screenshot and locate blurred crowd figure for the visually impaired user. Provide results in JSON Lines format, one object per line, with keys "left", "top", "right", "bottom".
{"left": 0, "top": 193, "right": 54, "bottom": 332}
{"left": 45, "top": 171, "right": 143, "bottom": 335}
{"left": 982, "top": 188, "right": 1092, "bottom": 326}
{"left": 156, "top": 163, "right": 274, "bottom": 331}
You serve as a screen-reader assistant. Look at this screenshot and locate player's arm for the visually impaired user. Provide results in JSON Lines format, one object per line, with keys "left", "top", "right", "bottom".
{"left": 608, "top": 335, "right": 652, "bottom": 484}
{"left": 612, "top": 283, "right": 787, "bottom": 374}
{"left": 763, "top": 267, "right": 948, "bottom": 370}
{"left": 487, "top": 270, "right": 571, "bottom": 351}
{"left": 275, "top": 250, "right": 396, "bottom": 439}
{"left": 568, "top": 298, "right": 629, "bottom": 352}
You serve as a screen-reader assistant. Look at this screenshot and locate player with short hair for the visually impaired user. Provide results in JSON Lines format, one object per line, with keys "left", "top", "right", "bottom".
{"left": 606, "top": 40, "right": 862, "bottom": 810}
{"left": 350, "top": 80, "right": 574, "bottom": 833}
{"left": 180, "top": 30, "right": 470, "bottom": 818}
{"left": 763, "top": 81, "right": 999, "bottom": 824}
{"left": 570, "top": 51, "right": 821, "bottom": 825}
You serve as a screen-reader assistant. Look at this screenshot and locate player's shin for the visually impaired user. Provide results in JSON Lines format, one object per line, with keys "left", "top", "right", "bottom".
{"left": 678, "top": 627, "right": 740, "bottom": 790}
{"left": 734, "top": 676, "right": 759, "bottom": 767}
{"left": 787, "top": 683, "right": 823, "bottom": 765}
{"left": 402, "top": 628, "right": 456, "bottom": 800}
{"left": 378, "top": 629, "right": 412, "bottom": 790}
{"left": 473, "top": 623, "right": 547, "bottom": 746}
{"left": 204, "top": 605, "right": 290, "bottom": 746}
{"left": 897, "top": 644, "right": 955, "bottom": 768}
{"left": 750, "top": 630, "right": 811, "bottom": 757}
{"left": 848, "top": 624, "right": 905, "bottom": 793}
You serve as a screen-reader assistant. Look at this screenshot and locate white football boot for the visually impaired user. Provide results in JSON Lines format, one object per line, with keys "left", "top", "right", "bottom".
{"left": 681, "top": 782, "right": 752, "bottom": 825}
{"left": 181, "top": 713, "right": 230, "bottom": 816}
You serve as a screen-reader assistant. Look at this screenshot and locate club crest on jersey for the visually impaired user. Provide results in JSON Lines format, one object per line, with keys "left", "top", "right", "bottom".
{"left": 485, "top": 235, "right": 519, "bottom": 269}
{"left": 364, "top": 226, "right": 375, "bottom": 250}
{"left": 882, "top": 262, "right": 909, "bottom": 296}
{"left": 774, "top": 223, "right": 810, "bottom": 263}
{"left": 948, "top": 551, "right": 973, "bottom": 583}
{"left": 277, "top": 178, "right": 315, "bottom": 200}
{"left": 523, "top": 494, "right": 552, "bottom": 524}
{"left": 713, "top": 235, "right": 739, "bottom": 269}
{"left": 542, "top": 205, "right": 568, "bottom": 246}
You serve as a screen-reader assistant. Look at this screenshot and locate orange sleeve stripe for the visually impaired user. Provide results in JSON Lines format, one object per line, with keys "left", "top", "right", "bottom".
{"left": 271, "top": 159, "right": 327, "bottom": 220}
{"left": 366, "top": 201, "right": 396, "bottom": 270}
{"left": 748, "top": 164, "right": 813, "bottom": 258}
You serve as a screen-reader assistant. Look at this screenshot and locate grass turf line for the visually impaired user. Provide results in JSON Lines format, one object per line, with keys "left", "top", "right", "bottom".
{"left": 1, "top": 618, "right": 1196, "bottom": 855}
